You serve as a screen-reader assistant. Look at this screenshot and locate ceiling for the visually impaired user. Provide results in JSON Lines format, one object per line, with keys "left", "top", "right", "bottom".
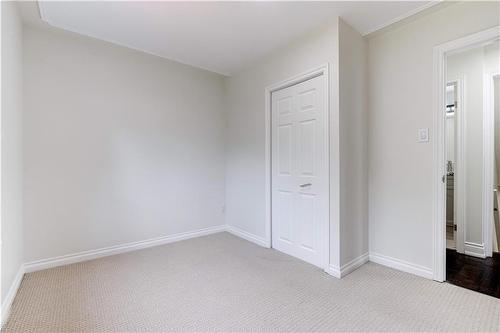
{"left": 21, "top": 1, "right": 437, "bottom": 76}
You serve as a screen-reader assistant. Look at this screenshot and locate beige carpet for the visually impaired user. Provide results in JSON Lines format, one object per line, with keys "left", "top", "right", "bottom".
{"left": 3, "top": 232, "right": 500, "bottom": 332}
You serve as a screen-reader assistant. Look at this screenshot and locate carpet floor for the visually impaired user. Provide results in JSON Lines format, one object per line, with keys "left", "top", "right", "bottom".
{"left": 3, "top": 232, "right": 500, "bottom": 332}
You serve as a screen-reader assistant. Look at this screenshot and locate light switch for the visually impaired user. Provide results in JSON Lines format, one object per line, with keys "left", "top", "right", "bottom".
{"left": 418, "top": 128, "right": 429, "bottom": 142}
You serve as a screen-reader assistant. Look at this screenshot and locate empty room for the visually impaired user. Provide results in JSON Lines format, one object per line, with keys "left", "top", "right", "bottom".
{"left": 1, "top": 1, "right": 500, "bottom": 332}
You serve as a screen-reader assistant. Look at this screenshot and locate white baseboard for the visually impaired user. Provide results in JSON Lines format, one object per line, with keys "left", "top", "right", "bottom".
{"left": 464, "top": 242, "right": 485, "bottom": 258}
{"left": 324, "top": 265, "right": 341, "bottom": 278}
{"left": 225, "top": 225, "right": 270, "bottom": 248}
{"left": 24, "top": 225, "right": 226, "bottom": 273}
{"left": 1, "top": 265, "right": 25, "bottom": 328}
{"left": 340, "top": 253, "right": 369, "bottom": 277}
{"left": 369, "top": 252, "right": 433, "bottom": 280}
{"left": 225, "top": 226, "right": 368, "bottom": 279}
{"left": 325, "top": 252, "right": 369, "bottom": 279}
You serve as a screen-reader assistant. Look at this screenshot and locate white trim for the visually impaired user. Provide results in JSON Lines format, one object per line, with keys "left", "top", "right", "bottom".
{"left": 324, "top": 265, "right": 341, "bottom": 278}
{"left": 1, "top": 265, "right": 25, "bottom": 328}
{"left": 226, "top": 225, "right": 269, "bottom": 248}
{"left": 265, "top": 64, "right": 330, "bottom": 270}
{"left": 36, "top": 0, "right": 47, "bottom": 23}
{"left": 362, "top": 1, "right": 441, "bottom": 36}
{"left": 433, "top": 26, "right": 500, "bottom": 282}
{"left": 433, "top": 41, "right": 447, "bottom": 282}
{"left": 483, "top": 71, "right": 500, "bottom": 258}
{"left": 369, "top": 252, "right": 433, "bottom": 280}
{"left": 464, "top": 242, "right": 486, "bottom": 258}
{"left": 341, "top": 253, "right": 369, "bottom": 277}
{"left": 325, "top": 253, "right": 369, "bottom": 279}
{"left": 24, "top": 225, "right": 226, "bottom": 273}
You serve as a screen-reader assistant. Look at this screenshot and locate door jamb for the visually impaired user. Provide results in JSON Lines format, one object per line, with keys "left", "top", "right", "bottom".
{"left": 433, "top": 26, "right": 500, "bottom": 282}
{"left": 264, "top": 64, "right": 330, "bottom": 270}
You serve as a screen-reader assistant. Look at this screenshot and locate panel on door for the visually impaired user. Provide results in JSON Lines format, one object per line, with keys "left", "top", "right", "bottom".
{"left": 271, "top": 74, "right": 328, "bottom": 268}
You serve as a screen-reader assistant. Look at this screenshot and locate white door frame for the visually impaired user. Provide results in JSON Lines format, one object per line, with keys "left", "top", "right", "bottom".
{"left": 265, "top": 64, "right": 330, "bottom": 269}
{"left": 433, "top": 26, "right": 500, "bottom": 282}
{"left": 483, "top": 70, "right": 500, "bottom": 257}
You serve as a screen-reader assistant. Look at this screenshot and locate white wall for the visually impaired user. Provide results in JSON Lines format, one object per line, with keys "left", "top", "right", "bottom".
{"left": 368, "top": 1, "right": 500, "bottom": 270}
{"left": 224, "top": 17, "right": 369, "bottom": 270}
{"left": 224, "top": 18, "right": 342, "bottom": 267}
{"left": 1, "top": 1, "right": 24, "bottom": 307}
{"left": 338, "top": 19, "right": 368, "bottom": 265}
{"left": 484, "top": 42, "right": 500, "bottom": 74}
{"left": 14, "top": 0, "right": 497, "bottom": 282}
{"left": 23, "top": 27, "right": 226, "bottom": 263}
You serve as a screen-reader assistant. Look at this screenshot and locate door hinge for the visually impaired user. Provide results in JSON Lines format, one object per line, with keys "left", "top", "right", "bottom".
{"left": 454, "top": 224, "right": 457, "bottom": 231}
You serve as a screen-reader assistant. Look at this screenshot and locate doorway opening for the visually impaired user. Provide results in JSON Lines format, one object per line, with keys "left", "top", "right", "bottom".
{"left": 434, "top": 26, "right": 500, "bottom": 298}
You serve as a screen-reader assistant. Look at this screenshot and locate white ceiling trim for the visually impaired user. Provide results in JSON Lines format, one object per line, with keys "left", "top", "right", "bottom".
{"left": 362, "top": 1, "right": 441, "bottom": 36}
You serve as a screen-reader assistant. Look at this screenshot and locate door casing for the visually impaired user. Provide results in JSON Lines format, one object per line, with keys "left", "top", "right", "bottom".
{"left": 433, "top": 26, "right": 500, "bottom": 282}
{"left": 264, "top": 64, "right": 330, "bottom": 270}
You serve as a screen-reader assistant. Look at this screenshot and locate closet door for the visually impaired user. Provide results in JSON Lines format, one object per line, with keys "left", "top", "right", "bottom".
{"left": 271, "top": 74, "right": 328, "bottom": 268}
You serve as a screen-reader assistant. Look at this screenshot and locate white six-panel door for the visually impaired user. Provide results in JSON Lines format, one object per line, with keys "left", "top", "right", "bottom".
{"left": 271, "top": 74, "right": 328, "bottom": 268}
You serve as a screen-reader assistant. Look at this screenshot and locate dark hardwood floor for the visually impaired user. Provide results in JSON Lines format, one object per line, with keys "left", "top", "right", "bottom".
{"left": 446, "top": 249, "right": 500, "bottom": 298}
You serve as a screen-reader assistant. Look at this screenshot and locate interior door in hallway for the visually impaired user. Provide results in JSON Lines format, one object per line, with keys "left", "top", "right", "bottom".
{"left": 271, "top": 74, "right": 328, "bottom": 268}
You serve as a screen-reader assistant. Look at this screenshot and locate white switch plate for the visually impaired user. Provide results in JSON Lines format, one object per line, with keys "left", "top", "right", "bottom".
{"left": 418, "top": 128, "right": 429, "bottom": 142}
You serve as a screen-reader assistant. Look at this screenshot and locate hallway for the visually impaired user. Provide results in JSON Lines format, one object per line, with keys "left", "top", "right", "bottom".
{"left": 446, "top": 249, "right": 500, "bottom": 298}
